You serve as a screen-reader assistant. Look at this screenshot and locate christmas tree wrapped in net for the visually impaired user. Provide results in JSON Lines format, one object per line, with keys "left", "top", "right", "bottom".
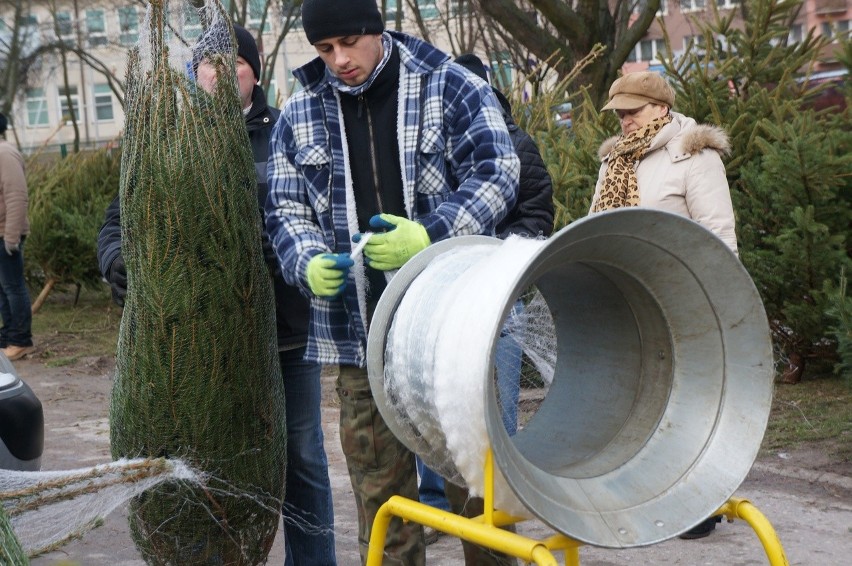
{"left": 111, "top": 1, "right": 286, "bottom": 563}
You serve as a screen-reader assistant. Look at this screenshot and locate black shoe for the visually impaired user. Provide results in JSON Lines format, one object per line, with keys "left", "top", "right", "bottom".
{"left": 679, "top": 516, "right": 722, "bottom": 540}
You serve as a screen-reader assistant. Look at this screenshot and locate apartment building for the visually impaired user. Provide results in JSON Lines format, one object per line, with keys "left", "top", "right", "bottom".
{"left": 3, "top": 1, "right": 848, "bottom": 153}
{"left": 622, "top": 0, "right": 850, "bottom": 74}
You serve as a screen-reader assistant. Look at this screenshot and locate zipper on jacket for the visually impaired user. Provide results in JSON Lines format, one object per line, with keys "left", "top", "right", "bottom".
{"left": 360, "top": 94, "right": 384, "bottom": 213}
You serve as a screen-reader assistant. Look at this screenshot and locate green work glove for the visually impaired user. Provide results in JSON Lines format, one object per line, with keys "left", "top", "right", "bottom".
{"left": 306, "top": 253, "right": 354, "bottom": 298}
{"left": 357, "top": 214, "right": 431, "bottom": 271}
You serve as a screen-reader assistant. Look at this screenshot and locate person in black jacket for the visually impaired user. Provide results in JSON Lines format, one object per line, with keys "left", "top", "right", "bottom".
{"left": 415, "top": 53, "right": 555, "bottom": 542}
{"left": 96, "top": 25, "right": 337, "bottom": 566}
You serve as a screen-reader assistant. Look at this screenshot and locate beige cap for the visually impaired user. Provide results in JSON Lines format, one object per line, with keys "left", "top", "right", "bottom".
{"left": 601, "top": 71, "right": 676, "bottom": 111}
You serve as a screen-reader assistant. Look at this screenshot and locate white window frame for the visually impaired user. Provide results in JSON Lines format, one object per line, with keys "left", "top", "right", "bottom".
{"left": 183, "top": 7, "right": 202, "bottom": 41}
{"left": 58, "top": 85, "right": 81, "bottom": 125}
{"left": 385, "top": 0, "right": 403, "bottom": 22}
{"left": 679, "top": 0, "right": 705, "bottom": 13}
{"left": 822, "top": 19, "right": 850, "bottom": 42}
{"left": 93, "top": 84, "right": 114, "bottom": 122}
{"left": 628, "top": 38, "right": 667, "bottom": 63}
{"left": 418, "top": 0, "right": 439, "bottom": 19}
{"left": 788, "top": 24, "right": 803, "bottom": 44}
{"left": 247, "top": 0, "right": 270, "bottom": 32}
{"left": 55, "top": 11, "right": 76, "bottom": 46}
{"left": 118, "top": 6, "right": 139, "bottom": 46}
{"left": 26, "top": 88, "right": 49, "bottom": 127}
{"left": 718, "top": 0, "right": 741, "bottom": 9}
{"left": 683, "top": 34, "right": 707, "bottom": 51}
{"left": 634, "top": 0, "right": 668, "bottom": 17}
{"left": 85, "top": 9, "right": 107, "bottom": 47}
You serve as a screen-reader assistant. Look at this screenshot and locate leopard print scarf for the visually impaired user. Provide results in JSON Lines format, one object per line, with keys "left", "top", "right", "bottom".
{"left": 592, "top": 114, "right": 672, "bottom": 212}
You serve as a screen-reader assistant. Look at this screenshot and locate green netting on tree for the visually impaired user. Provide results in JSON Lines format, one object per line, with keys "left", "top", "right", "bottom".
{"left": 0, "top": 503, "right": 28, "bottom": 566}
{"left": 110, "top": 2, "right": 286, "bottom": 564}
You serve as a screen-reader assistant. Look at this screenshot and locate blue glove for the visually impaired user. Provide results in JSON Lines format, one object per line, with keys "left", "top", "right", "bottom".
{"left": 306, "top": 253, "right": 354, "bottom": 298}
{"left": 354, "top": 214, "right": 430, "bottom": 271}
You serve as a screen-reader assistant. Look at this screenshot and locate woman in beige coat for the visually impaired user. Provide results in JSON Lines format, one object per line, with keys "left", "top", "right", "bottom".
{"left": 590, "top": 71, "right": 735, "bottom": 539}
{"left": 589, "top": 71, "right": 738, "bottom": 255}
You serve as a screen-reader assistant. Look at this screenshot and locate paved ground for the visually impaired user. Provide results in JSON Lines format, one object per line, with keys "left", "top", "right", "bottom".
{"left": 12, "top": 356, "right": 852, "bottom": 565}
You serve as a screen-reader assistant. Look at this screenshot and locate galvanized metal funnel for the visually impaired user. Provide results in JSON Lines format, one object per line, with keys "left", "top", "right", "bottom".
{"left": 367, "top": 208, "right": 774, "bottom": 548}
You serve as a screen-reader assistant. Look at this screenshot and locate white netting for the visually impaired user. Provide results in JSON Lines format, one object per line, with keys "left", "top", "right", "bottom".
{"left": 0, "top": 458, "right": 198, "bottom": 556}
{"left": 383, "top": 236, "right": 556, "bottom": 516}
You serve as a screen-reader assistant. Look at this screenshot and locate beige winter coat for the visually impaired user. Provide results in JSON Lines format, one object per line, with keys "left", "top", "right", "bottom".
{"left": 0, "top": 138, "right": 29, "bottom": 246}
{"left": 590, "top": 112, "right": 737, "bottom": 254}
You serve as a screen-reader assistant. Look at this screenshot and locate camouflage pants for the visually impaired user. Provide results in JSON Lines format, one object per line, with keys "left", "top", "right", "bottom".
{"left": 337, "top": 366, "right": 517, "bottom": 566}
{"left": 336, "top": 365, "right": 425, "bottom": 565}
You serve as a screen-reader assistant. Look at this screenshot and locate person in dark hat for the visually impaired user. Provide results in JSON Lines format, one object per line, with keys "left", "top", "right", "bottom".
{"left": 265, "top": 1, "right": 520, "bottom": 564}
{"left": 98, "top": 23, "right": 338, "bottom": 565}
{"left": 0, "top": 112, "right": 35, "bottom": 361}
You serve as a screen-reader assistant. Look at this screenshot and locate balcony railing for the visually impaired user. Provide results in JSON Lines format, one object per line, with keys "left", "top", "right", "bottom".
{"left": 814, "top": 0, "right": 848, "bottom": 15}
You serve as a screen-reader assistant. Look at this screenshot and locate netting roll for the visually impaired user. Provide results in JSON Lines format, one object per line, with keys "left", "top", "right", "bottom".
{"left": 112, "top": 1, "right": 286, "bottom": 564}
{"left": 372, "top": 235, "right": 547, "bottom": 517}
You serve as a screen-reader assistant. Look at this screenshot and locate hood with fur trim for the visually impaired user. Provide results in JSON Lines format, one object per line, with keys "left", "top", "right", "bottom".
{"left": 598, "top": 113, "right": 731, "bottom": 161}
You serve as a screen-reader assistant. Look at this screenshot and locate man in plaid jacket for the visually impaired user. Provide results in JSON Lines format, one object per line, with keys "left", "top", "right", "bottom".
{"left": 265, "top": 1, "right": 519, "bottom": 564}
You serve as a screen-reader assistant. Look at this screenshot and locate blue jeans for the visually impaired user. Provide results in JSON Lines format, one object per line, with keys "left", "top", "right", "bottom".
{"left": 415, "top": 457, "right": 451, "bottom": 512}
{"left": 280, "top": 348, "right": 337, "bottom": 566}
{"left": 417, "top": 301, "right": 524, "bottom": 510}
{"left": 0, "top": 239, "right": 32, "bottom": 348}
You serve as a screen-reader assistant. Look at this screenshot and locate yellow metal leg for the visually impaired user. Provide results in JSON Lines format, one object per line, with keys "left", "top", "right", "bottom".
{"left": 717, "top": 497, "right": 790, "bottom": 566}
{"left": 366, "top": 496, "right": 560, "bottom": 565}
{"left": 366, "top": 447, "right": 787, "bottom": 566}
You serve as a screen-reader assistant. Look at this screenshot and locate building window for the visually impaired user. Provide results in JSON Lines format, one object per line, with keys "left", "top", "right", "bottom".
{"left": 385, "top": 0, "right": 402, "bottom": 22}
{"left": 247, "top": 0, "right": 271, "bottom": 32}
{"left": 86, "top": 9, "right": 107, "bottom": 47}
{"left": 119, "top": 6, "right": 139, "bottom": 46}
{"left": 94, "top": 84, "right": 114, "bottom": 121}
{"left": 451, "top": 0, "right": 473, "bottom": 17}
{"left": 26, "top": 88, "right": 49, "bottom": 127}
{"left": 821, "top": 19, "right": 850, "bottom": 41}
{"left": 58, "top": 86, "right": 80, "bottom": 124}
{"left": 788, "top": 24, "right": 803, "bottom": 44}
{"left": 628, "top": 38, "right": 667, "bottom": 63}
{"left": 634, "top": 0, "right": 668, "bottom": 16}
{"left": 718, "top": 0, "right": 741, "bottom": 8}
{"left": 683, "top": 34, "right": 706, "bottom": 51}
{"left": 18, "top": 14, "right": 41, "bottom": 53}
{"left": 679, "top": 0, "right": 705, "bottom": 11}
{"left": 55, "top": 11, "right": 76, "bottom": 46}
{"left": 183, "top": 7, "right": 202, "bottom": 40}
{"left": 490, "top": 51, "right": 513, "bottom": 92}
{"left": 418, "top": 0, "right": 439, "bottom": 19}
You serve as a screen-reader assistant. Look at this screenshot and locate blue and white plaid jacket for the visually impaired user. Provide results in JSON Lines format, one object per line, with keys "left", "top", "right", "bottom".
{"left": 265, "top": 31, "right": 519, "bottom": 367}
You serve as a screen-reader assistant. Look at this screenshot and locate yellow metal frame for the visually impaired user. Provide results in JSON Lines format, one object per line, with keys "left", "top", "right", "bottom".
{"left": 366, "top": 449, "right": 789, "bottom": 566}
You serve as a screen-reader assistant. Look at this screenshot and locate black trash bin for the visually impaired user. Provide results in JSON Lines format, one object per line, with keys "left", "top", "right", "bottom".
{"left": 0, "top": 353, "right": 43, "bottom": 471}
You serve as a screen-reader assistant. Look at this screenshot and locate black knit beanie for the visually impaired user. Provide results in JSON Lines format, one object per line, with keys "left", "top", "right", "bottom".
{"left": 233, "top": 25, "right": 261, "bottom": 81}
{"left": 301, "top": 0, "right": 384, "bottom": 45}
{"left": 193, "top": 23, "right": 261, "bottom": 81}
{"left": 454, "top": 53, "right": 489, "bottom": 83}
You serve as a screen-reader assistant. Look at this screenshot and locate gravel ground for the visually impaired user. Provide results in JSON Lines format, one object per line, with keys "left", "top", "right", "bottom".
{"left": 12, "top": 356, "right": 852, "bottom": 566}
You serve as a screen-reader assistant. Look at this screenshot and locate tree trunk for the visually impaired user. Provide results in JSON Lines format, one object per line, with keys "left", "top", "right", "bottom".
{"left": 31, "top": 278, "right": 57, "bottom": 314}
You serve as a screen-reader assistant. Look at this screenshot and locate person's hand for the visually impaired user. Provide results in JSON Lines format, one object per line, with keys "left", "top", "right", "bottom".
{"left": 108, "top": 255, "right": 128, "bottom": 307}
{"left": 355, "top": 214, "right": 430, "bottom": 271}
{"left": 306, "top": 253, "right": 354, "bottom": 298}
{"left": 4, "top": 240, "right": 19, "bottom": 256}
